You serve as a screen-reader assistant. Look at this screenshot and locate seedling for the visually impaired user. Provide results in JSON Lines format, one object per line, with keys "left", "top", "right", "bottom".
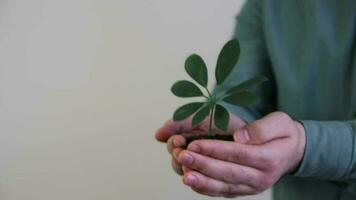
{"left": 171, "top": 39, "right": 268, "bottom": 143}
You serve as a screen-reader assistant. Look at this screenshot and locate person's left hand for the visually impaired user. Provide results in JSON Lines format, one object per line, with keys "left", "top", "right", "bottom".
{"left": 155, "top": 114, "right": 246, "bottom": 175}
{"left": 177, "top": 112, "right": 306, "bottom": 197}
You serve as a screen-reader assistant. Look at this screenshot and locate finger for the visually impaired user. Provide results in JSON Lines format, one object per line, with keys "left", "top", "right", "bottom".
{"left": 171, "top": 157, "right": 183, "bottom": 175}
{"left": 187, "top": 140, "right": 267, "bottom": 170}
{"left": 183, "top": 171, "right": 255, "bottom": 197}
{"left": 172, "top": 148, "right": 184, "bottom": 161}
{"left": 167, "top": 135, "right": 186, "bottom": 154}
{"left": 234, "top": 112, "right": 294, "bottom": 145}
{"left": 155, "top": 119, "right": 192, "bottom": 142}
{"left": 178, "top": 150, "right": 259, "bottom": 186}
{"left": 182, "top": 166, "right": 192, "bottom": 173}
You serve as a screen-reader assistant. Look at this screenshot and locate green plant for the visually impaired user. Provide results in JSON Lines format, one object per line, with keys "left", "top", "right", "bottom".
{"left": 171, "top": 39, "right": 268, "bottom": 136}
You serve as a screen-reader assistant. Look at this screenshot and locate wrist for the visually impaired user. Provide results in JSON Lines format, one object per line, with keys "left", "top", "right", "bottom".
{"left": 289, "top": 121, "right": 306, "bottom": 173}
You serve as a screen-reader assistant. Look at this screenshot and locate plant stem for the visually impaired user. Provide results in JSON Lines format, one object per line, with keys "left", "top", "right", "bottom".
{"left": 205, "top": 87, "right": 212, "bottom": 98}
{"left": 204, "top": 87, "right": 215, "bottom": 136}
{"left": 208, "top": 105, "right": 215, "bottom": 136}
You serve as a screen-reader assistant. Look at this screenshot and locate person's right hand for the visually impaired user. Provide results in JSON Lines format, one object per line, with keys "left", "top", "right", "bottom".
{"left": 155, "top": 114, "right": 246, "bottom": 175}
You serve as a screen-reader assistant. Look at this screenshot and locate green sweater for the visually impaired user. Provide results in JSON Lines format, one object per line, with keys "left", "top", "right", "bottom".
{"left": 215, "top": 0, "right": 356, "bottom": 199}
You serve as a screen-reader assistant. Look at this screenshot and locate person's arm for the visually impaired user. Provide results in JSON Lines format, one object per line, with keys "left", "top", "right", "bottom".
{"left": 223, "top": 0, "right": 356, "bottom": 183}
{"left": 223, "top": 0, "right": 356, "bottom": 182}
{"left": 294, "top": 119, "right": 356, "bottom": 181}
{"left": 214, "top": 0, "right": 276, "bottom": 122}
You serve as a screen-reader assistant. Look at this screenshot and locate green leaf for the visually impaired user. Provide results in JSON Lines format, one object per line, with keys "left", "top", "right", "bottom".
{"left": 192, "top": 105, "right": 211, "bottom": 128}
{"left": 226, "top": 75, "right": 268, "bottom": 95}
{"left": 214, "top": 104, "right": 229, "bottom": 132}
{"left": 215, "top": 39, "right": 240, "bottom": 85}
{"left": 173, "top": 102, "right": 204, "bottom": 121}
{"left": 171, "top": 80, "right": 204, "bottom": 97}
{"left": 223, "top": 91, "right": 260, "bottom": 107}
{"left": 185, "top": 54, "right": 208, "bottom": 87}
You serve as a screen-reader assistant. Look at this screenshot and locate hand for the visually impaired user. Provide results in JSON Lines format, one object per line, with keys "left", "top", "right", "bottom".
{"left": 155, "top": 115, "right": 246, "bottom": 175}
{"left": 178, "top": 112, "right": 306, "bottom": 197}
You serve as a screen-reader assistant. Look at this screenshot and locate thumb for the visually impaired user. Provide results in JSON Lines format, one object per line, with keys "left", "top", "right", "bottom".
{"left": 233, "top": 128, "right": 251, "bottom": 144}
{"left": 155, "top": 118, "right": 193, "bottom": 142}
{"left": 234, "top": 112, "right": 294, "bottom": 145}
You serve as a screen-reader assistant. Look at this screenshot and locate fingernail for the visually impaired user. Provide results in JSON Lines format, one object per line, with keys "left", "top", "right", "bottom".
{"left": 184, "top": 174, "right": 197, "bottom": 186}
{"left": 234, "top": 129, "right": 250, "bottom": 143}
{"left": 181, "top": 152, "right": 194, "bottom": 165}
{"left": 188, "top": 144, "right": 200, "bottom": 153}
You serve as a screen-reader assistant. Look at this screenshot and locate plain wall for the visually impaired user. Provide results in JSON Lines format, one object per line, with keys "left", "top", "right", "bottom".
{"left": 0, "top": 0, "right": 271, "bottom": 199}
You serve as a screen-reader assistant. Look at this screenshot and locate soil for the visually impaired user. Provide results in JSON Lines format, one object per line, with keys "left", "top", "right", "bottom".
{"left": 184, "top": 134, "right": 234, "bottom": 147}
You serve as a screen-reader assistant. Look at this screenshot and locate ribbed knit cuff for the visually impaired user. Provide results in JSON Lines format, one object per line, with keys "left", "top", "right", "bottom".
{"left": 293, "top": 120, "right": 355, "bottom": 180}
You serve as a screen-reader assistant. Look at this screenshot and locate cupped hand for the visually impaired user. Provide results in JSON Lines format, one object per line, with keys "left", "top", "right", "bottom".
{"left": 178, "top": 112, "right": 306, "bottom": 197}
{"left": 155, "top": 114, "right": 247, "bottom": 175}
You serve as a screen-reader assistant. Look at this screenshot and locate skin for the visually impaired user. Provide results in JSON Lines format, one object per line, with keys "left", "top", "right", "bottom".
{"left": 155, "top": 112, "right": 306, "bottom": 198}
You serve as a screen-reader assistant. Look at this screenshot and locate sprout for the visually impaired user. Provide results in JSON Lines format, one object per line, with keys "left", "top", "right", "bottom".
{"left": 171, "top": 39, "right": 268, "bottom": 136}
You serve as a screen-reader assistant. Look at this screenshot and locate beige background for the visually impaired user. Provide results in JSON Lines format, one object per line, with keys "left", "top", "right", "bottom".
{"left": 0, "top": 0, "right": 270, "bottom": 199}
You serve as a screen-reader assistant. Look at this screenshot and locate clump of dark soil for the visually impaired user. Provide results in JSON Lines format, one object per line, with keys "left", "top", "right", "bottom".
{"left": 184, "top": 134, "right": 234, "bottom": 147}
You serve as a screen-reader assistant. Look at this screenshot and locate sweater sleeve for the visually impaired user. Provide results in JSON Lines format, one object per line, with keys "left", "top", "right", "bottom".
{"left": 213, "top": 0, "right": 276, "bottom": 123}
{"left": 294, "top": 120, "right": 356, "bottom": 181}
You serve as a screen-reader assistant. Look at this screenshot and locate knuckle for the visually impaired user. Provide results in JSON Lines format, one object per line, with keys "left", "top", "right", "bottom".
{"left": 179, "top": 151, "right": 201, "bottom": 169}
{"left": 264, "top": 158, "right": 281, "bottom": 171}
{"left": 265, "top": 154, "right": 283, "bottom": 172}
{"left": 198, "top": 143, "right": 219, "bottom": 157}
{"left": 225, "top": 184, "right": 237, "bottom": 195}
{"left": 188, "top": 141, "right": 202, "bottom": 152}
{"left": 190, "top": 174, "right": 206, "bottom": 191}
{"left": 229, "top": 148, "right": 247, "bottom": 162}
{"left": 248, "top": 119, "right": 263, "bottom": 132}
{"left": 221, "top": 167, "right": 236, "bottom": 183}
{"left": 255, "top": 174, "right": 275, "bottom": 191}
{"left": 274, "top": 111, "right": 292, "bottom": 122}
{"left": 247, "top": 125, "right": 264, "bottom": 144}
{"left": 191, "top": 155, "right": 205, "bottom": 170}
